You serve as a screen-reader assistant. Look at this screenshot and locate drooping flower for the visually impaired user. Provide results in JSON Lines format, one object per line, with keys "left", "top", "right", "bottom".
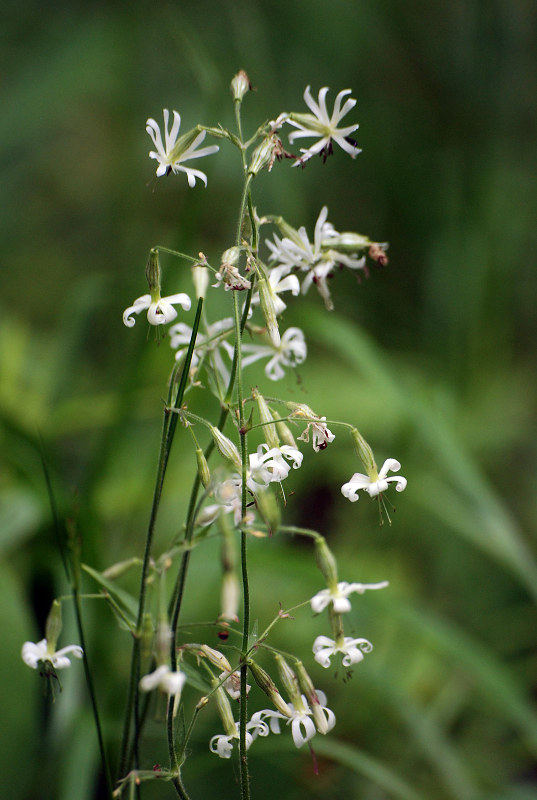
{"left": 310, "top": 581, "right": 389, "bottom": 614}
{"left": 247, "top": 444, "right": 293, "bottom": 492}
{"left": 146, "top": 109, "right": 219, "bottom": 185}
{"left": 312, "top": 635, "right": 373, "bottom": 668}
{"left": 140, "top": 664, "right": 186, "bottom": 697}
{"left": 22, "top": 638, "right": 84, "bottom": 670}
{"left": 286, "top": 86, "right": 361, "bottom": 165}
{"left": 123, "top": 291, "right": 191, "bottom": 327}
{"left": 240, "top": 327, "right": 307, "bottom": 380}
{"left": 254, "top": 690, "right": 335, "bottom": 748}
{"left": 209, "top": 716, "right": 269, "bottom": 758}
{"left": 341, "top": 458, "right": 407, "bottom": 501}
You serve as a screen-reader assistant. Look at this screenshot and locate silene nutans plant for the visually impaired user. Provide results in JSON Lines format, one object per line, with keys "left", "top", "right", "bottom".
{"left": 22, "top": 71, "right": 407, "bottom": 800}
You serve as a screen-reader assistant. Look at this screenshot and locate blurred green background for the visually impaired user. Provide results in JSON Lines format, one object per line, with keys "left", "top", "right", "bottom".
{"left": 2, "top": 1, "right": 537, "bottom": 798}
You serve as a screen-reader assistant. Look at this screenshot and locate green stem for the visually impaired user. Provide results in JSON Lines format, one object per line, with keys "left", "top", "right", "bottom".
{"left": 118, "top": 298, "right": 204, "bottom": 781}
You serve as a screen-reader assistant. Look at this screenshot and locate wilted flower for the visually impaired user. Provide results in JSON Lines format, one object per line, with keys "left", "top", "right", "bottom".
{"left": 255, "top": 689, "right": 335, "bottom": 748}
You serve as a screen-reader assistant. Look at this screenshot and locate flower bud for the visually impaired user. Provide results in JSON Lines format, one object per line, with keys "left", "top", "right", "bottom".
{"left": 45, "top": 600, "right": 62, "bottom": 654}
{"left": 196, "top": 448, "right": 211, "bottom": 488}
{"left": 210, "top": 426, "right": 242, "bottom": 469}
{"left": 248, "top": 661, "right": 292, "bottom": 717}
{"left": 219, "top": 572, "right": 240, "bottom": 623}
{"left": 320, "top": 232, "right": 373, "bottom": 252}
{"left": 254, "top": 488, "right": 281, "bottom": 536}
{"left": 231, "top": 70, "right": 252, "bottom": 102}
{"left": 192, "top": 262, "right": 209, "bottom": 299}
{"left": 314, "top": 537, "right": 339, "bottom": 588}
{"left": 273, "top": 411, "right": 298, "bottom": 449}
{"left": 221, "top": 247, "right": 241, "bottom": 267}
{"left": 145, "top": 248, "right": 161, "bottom": 293}
{"left": 102, "top": 557, "right": 141, "bottom": 580}
{"left": 200, "top": 644, "right": 232, "bottom": 673}
{"left": 252, "top": 388, "right": 279, "bottom": 450}
{"left": 256, "top": 269, "right": 280, "bottom": 347}
{"left": 350, "top": 428, "right": 377, "bottom": 478}
{"left": 274, "top": 654, "right": 302, "bottom": 708}
{"left": 214, "top": 684, "right": 237, "bottom": 738}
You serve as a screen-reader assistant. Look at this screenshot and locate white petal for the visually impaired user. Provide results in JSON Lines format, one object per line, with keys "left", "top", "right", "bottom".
{"left": 22, "top": 639, "right": 47, "bottom": 668}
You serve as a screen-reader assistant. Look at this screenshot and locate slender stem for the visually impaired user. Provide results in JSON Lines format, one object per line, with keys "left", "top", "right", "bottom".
{"left": 118, "top": 298, "right": 204, "bottom": 780}
{"left": 40, "top": 447, "right": 113, "bottom": 798}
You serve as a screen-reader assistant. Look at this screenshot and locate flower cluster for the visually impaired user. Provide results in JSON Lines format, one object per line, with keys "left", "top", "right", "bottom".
{"left": 22, "top": 76, "right": 409, "bottom": 796}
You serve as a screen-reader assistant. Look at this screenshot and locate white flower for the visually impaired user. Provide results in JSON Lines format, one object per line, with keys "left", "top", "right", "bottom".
{"left": 310, "top": 581, "right": 389, "bottom": 614}
{"left": 286, "top": 86, "right": 361, "bottom": 165}
{"left": 266, "top": 207, "right": 365, "bottom": 310}
{"left": 250, "top": 265, "right": 301, "bottom": 316}
{"left": 255, "top": 691, "right": 335, "bottom": 748}
{"left": 266, "top": 206, "right": 335, "bottom": 274}
{"left": 22, "top": 638, "right": 84, "bottom": 670}
{"left": 123, "top": 291, "right": 191, "bottom": 327}
{"left": 240, "top": 327, "right": 307, "bottom": 381}
{"left": 218, "top": 669, "right": 251, "bottom": 701}
{"left": 341, "top": 458, "right": 407, "bottom": 501}
{"left": 209, "top": 717, "right": 269, "bottom": 758}
{"left": 297, "top": 416, "right": 335, "bottom": 452}
{"left": 146, "top": 109, "right": 219, "bottom": 185}
{"left": 139, "top": 664, "right": 186, "bottom": 697}
{"left": 247, "top": 444, "right": 291, "bottom": 492}
{"left": 169, "top": 317, "right": 234, "bottom": 388}
{"left": 312, "top": 635, "right": 373, "bottom": 668}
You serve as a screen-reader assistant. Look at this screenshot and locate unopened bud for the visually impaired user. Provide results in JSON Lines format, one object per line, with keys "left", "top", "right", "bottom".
{"left": 314, "top": 537, "right": 339, "bottom": 588}
{"left": 210, "top": 426, "right": 242, "bottom": 469}
{"left": 273, "top": 411, "right": 298, "bottom": 449}
{"left": 102, "top": 557, "right": 141, "bottom": 580}
{"left": 254, "top": 261, "right": 280, "bottom": 347}
{"left": 220, "top": 572, "right": 240, "bottom": 623}
{"left": 196, "top": 448, "right": 211, "bottom": 488}
{"left": 231, "top": 70, "right": 252, "bottom": 102}
{"left": 192, "top": 263, "right": 209, "bottom": 299}
{"left": 248, "top": 661, "right": 292, "bottom": 717}
{"left": 274, "top": 654, "right": 301, "bottom": 707}
{"left": 45, "top": 600, "right": 63, "bottom": 653}
{"left": 252, "top": 388, "right": 279, "bottom": 449}
{"left": 200, "top": 644, "right": 232, "bottom": 673}
{"left": 254, "top": 488, "right": 281, "bottom": 536}
{"left": 321, "top": 232, "right": 373, "bottom": 253}
{"left": 214, "top": 685, "right": 237, "bottom": 738}
{"left": 145, "top": 249, "right": 161, "bottom": 293}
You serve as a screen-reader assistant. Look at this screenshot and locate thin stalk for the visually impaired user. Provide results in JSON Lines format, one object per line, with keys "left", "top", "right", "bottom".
{"left": 118, "top": 298, "right": 204, "bottom": 780}
{"left": 40, "top": 447, "right": 113, "bottom": 798}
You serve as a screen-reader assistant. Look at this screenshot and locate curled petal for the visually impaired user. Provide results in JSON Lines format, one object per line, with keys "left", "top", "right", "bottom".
{"left": 290, "top": 714, "right": 316, "bottom": 748}
{"left": 21, "top": 640, "right": 48, "bottom": 669}
{"left": 123, "top": 295, "right": 150, "bottom": 327}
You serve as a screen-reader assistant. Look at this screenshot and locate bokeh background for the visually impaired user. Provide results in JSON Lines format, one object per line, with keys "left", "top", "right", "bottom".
{"left": 2, "top": 1, "right": 537, "bottom": 798}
